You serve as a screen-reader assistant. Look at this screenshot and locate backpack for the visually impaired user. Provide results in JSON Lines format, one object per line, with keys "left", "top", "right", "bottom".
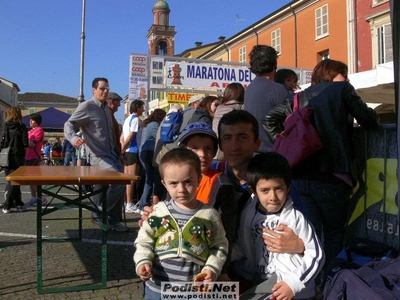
{"left": 324, "top": 258, "right": 400, "bottom": 300}
{"left": 159, "top": 111, "right": 183, "bottom": 143}
{"left": 324, "top": 238, "right": 398, "bottom": 291}
{"left": 51, "top": 142, "right": 62, "bottom": 157}
{"left": 52, "top": 142, "right": 62, "bottom": 152}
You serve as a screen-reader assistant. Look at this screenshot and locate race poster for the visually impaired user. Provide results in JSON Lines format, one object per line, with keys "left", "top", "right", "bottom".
{"left": 129, "top": 54, "right": 148, "bottom": 100}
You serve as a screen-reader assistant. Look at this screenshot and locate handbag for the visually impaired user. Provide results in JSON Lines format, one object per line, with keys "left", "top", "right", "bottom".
{"left": 0, "top": 130, "right": 15, "bottom": 168}
{"left": 271, "top": 93, "right": 323, "bottom": 167}
{"left": 0, "top": 147, "right": 11, "bottom": 168}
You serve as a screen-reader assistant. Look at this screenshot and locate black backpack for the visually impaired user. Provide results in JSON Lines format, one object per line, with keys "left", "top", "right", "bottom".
{"left": 324, "top": 258, "right": 400, "bottom": 300}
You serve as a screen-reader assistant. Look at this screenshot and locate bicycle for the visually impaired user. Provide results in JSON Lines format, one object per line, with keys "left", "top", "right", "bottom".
{"left": 38, "top": 155, "right": 55, "bottom": 166}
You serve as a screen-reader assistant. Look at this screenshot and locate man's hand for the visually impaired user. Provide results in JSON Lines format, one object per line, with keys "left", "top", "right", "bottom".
{"left": 271, "top": 281, "right": 294, "bottom": 300}
{"left": 138, "top": 204, "right": 155, "bottom": 227}
{"left": 262, "top": 224, "right": 304, "bottom": 254}
{"left": 137, "top": 196, "right": 161, "bottom": 227}
{"left": 72, "top": 137, "right": 85, "bottom": 148}
{"left": 152, "top": 195, "right": 160, "bottom": 205}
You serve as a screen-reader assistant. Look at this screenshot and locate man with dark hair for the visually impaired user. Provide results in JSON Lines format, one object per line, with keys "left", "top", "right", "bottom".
{"left": 244, "top": 45, "right": 288, "bottom": 153}
{"left": 212, "top": 110, "right": 305, "bottom": 285}
{"left": 212, "top": 110, "right": 261, "bottom": 257}
{"left": 121, "top": 99, "right": 144, "bottom": 213}
{"left": 64, "top": 77, "right": 128, "bottom": 232}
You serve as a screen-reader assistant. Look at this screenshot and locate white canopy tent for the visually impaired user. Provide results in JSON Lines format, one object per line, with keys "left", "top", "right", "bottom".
{"left": 348, "top": 62, "right": 394, "bottom": 106}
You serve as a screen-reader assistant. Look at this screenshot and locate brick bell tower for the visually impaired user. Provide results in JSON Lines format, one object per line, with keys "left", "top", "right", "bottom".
{"left": 147, "top": 0, "right": 176, "bottom": 56}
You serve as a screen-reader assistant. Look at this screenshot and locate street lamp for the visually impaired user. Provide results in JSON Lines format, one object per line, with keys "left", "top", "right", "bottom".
{"left": 78, "top": 0, "right": 86, "bottom": 104}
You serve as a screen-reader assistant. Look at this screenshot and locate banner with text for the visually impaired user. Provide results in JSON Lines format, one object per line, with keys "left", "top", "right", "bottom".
{"left": 165, "top": 61, "right": 253, "bottom": 89}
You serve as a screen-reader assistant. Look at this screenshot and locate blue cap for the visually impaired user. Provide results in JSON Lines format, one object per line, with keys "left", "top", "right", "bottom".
{"left": 178, "top": 122, "right": 217, "bottom": 144}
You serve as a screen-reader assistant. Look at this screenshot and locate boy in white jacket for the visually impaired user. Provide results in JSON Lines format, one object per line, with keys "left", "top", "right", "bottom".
{"left": 232, "top": 152, "right": 324, "bottom": 299}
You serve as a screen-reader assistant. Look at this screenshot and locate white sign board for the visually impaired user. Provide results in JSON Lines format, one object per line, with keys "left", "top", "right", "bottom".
{"left": 165, "top": 61, "right": 254, "bottom": 89}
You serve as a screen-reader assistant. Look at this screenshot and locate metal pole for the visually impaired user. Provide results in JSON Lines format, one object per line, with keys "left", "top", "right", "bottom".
{"left": 78, "top": 0, "right": 86, "bottom": 104}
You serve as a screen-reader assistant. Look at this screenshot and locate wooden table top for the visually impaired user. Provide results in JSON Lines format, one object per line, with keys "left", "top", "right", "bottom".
{"left": 6, "top": 166, "right": 139, "bottom": 185}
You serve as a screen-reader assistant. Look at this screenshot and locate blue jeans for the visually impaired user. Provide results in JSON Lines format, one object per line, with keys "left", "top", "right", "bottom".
{"left": 138, "top": 150, "right": 160, "bottom": 210}
{"left": 145, "top": 284, "right": 160, "bottom": 300}
{"left": 292, "top": 178, "right": 352, "bottom": 267}
{"left": 64, "top": 151, "right": 77, "bottom": 166}
{"left": 90, "top": 155, "right": 125, "bottom": 225}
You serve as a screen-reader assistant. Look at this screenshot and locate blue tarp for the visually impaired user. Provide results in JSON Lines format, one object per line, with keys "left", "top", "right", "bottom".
{"left": 23, "top": 107, "right": 70, "bottom": 132}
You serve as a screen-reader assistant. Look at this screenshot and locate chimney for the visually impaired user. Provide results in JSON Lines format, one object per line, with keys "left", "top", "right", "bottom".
{"left": 218, "top": 36, "right": 226, "bottom": 42}
{"left": 195, "top": 41, "right": 203, "bottom": 47}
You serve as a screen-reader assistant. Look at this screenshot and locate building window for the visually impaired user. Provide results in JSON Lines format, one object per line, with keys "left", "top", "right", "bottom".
{"left": 315, "top": 4, "right": 329, "bottom": 39}
{"left": 373, "top": 0, "right": 388, "bottom": 6}
{"left": 377, "top": 23, "right": 393, "bottom": 64}
{"left": 29, "top": 108, "right": 36, "bottom": 114}
{"left": 271, "top": 29, "right": 281, "bottom": 54}
{"left": 239, "top": 46, "right": 246, "bottom": 63}
{"left": 318, "top": 50, "right": 330, "bottom": 62}
{"left": 158, "top": 41, "right": 167, "bottom": 56}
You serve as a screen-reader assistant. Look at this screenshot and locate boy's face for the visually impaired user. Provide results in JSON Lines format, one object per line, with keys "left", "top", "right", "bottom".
{"left": 255, "top": 177, "right": 288, "bottom": 213}
{"left": 162, "top": 163, "right": 201, "bottom": 210}
{"left": 184, "top": 136, "right": 215, "bottom": 173}
{"left": 220, "top": 122, "right": 261, "bottom": 170}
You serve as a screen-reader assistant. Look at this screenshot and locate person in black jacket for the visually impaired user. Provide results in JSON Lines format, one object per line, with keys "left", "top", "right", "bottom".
{"left": 263, "top": 59, "right": 379, "bottom": 285}
{"left": 2, "top": 107, "right": 29, "bottom": 213}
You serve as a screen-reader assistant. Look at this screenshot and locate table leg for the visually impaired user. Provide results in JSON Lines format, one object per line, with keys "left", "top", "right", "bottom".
{"left": 79, "top": 185, "right": 82, "bottom": 239}
{"left": 36, "top": 184, "right": 108, "bottom": 293}
{"left": 37, "top": 185, "right": 43, "bottom": 293}
{"left": 101, "top": 185, "right": 107, "bottom": 287}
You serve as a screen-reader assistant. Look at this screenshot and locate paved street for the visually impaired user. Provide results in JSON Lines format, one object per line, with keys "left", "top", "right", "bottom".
{"left": 0, "top": 170, "right": 145, "bottom": 300}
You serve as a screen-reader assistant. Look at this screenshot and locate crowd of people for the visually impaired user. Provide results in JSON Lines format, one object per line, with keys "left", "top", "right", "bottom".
{"left": 0, "top": 44, "right": 380, "bottom": 299}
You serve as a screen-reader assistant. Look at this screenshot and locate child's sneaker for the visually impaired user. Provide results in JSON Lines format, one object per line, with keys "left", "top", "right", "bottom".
{"left": 2, "top": 208, "right": 10, "bottom": 214}
{"left": 16, "top": 205, "right": 27, "bottom": 212}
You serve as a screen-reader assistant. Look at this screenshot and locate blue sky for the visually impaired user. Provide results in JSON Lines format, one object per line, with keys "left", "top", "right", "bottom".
{"left": 0, "top": 0, "right": 291, "bottom": 123}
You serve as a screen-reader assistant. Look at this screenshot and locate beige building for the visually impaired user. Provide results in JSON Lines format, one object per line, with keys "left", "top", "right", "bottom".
{"left": 18, "top": 92, "right": 78, "bottom": 117}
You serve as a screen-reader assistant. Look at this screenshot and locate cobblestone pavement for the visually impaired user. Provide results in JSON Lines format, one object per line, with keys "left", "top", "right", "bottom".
{"left": 0, "top": 170, "right": 145, "bottom": 299}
